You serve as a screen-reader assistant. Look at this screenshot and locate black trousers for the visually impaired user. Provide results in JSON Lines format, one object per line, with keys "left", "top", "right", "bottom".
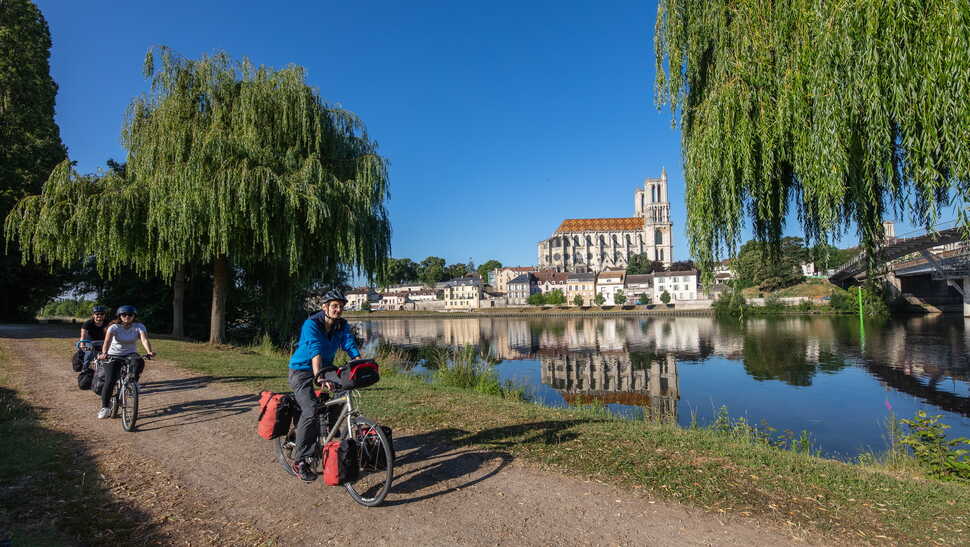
{"left": 288, "top": 369, "right": 319, "bottom": 462}
{"left": 100, "top": 360, "right": 122, "bottom": 408}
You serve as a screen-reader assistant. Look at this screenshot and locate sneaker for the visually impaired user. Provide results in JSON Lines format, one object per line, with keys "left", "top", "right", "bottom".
{"left": 291, "top": 459, "right": 317, "bottom": 483}
{"left": 97, "top": 408, "right": 111, "bottom": 419}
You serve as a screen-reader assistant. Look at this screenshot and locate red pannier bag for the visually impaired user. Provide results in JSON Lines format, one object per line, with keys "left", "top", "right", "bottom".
{"left": 322, "top": 438, "right": 360, "bottom": 486}
{"left": 257, "top": 391, "right": 293, "bottom": 440}
{"left": 337, "top": 359, "right": 380, "bottom": 389}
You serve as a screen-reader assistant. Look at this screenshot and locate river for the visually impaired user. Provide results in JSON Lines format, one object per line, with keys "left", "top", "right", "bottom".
{"left": 354, "top": 314, "right": 970, "bottom": 459}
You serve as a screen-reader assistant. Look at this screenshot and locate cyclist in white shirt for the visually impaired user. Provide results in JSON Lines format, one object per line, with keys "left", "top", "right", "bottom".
{"left": 96, "top": 305, "right": 156, "bottom": 419}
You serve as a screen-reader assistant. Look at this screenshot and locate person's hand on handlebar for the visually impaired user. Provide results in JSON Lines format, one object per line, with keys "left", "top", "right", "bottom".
{"left": 145, "top": 351, "right": 156, "bottom": 359}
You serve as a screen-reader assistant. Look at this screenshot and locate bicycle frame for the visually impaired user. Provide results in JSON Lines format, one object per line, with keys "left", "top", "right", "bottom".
{"left": 319, "top": 389, "right": 358, "bottom": 445}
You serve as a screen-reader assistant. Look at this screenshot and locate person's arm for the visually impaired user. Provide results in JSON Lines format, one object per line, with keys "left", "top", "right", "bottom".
{"left": 138, "top": 326, "right": 155, "bottom": 357}
{"left": 79, "top": 326, "right": 88, "bottom": 342}
{"left": 98, "top": 326, "right": 114, "bottom": 359}
{"left": 341, "top": 324, "right": 361, "bottom": 360}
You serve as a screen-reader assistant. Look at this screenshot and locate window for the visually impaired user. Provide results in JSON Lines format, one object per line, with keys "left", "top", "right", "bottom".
{"left": 655, "top": 228, "right": 663, "bottom": 245}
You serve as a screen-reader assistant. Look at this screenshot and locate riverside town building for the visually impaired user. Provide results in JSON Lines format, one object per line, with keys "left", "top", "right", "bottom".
{"left": 537, "top": 170, "right": 674, "bottom": 273}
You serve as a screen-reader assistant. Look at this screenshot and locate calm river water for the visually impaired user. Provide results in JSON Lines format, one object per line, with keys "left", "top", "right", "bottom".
{"left": 355, "top": 314, "right": 970, "bottom": 459}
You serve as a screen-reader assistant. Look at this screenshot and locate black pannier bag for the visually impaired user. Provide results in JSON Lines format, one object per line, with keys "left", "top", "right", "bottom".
{"left": 77, "top": 367, "right": 94, "bottom": 390}
{"left": 71, "top": 349, "right": 85, "bottom": 372}
{"left": 92, "top": 363, "right": 107, "bottom": 396}
{"left": 361, "top": 425, "right": 395, "bottom": 470}
{"left": 336, "top": 359, "right": 380, "bottom": 389}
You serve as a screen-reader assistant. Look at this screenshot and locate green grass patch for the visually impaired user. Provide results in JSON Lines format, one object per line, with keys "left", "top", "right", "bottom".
{"left": 0, "top": 343, "right": 149, "bottom": 544}
{"left": 83, "top": 338, "right": 970, "bottom": 543}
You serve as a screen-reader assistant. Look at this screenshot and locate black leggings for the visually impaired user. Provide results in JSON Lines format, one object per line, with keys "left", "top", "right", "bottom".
{"left": 100, "top": 360, "right": 122, "bottom": 408}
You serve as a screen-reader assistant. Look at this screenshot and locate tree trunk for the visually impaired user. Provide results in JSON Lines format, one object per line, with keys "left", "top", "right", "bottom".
{"left": 172, "top": 266, "right": 186, "bottom": 338}
{"left": 209, "top": 256, "right": 228, "bottom": 345}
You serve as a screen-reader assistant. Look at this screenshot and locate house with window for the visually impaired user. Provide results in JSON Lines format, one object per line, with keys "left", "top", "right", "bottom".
{"left": 596, "top": 271, "right": 625, "bottom": 305}
{"left": 652, "top": 270, "right": 698, "bottom": 302}
{"left": 444, "top": 278, "right": 482, "bottom": 310}
{"left": 624, "top": 274, "right": 653, "bottom": 304}
{"left": 507, "top": 274, "right": 537, "bottom": 305}
{"left": 534, "top": 270, "right": 569, "bottom": 298}
{"left": 377, "top": 292, "right": 409, "bottom": 311}
{"left": 566, "top": 272, "right": 596, "bottom": 306}
{"left": 490, "top": 266, "right": 536, "bottom": 293}
{"left": 346, "top": 287, "right": 380, "bottom": 310}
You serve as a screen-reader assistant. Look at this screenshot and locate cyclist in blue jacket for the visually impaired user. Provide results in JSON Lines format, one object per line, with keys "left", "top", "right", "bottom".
{"left": 287, "top": 288, "right": 360, "bottom": 482}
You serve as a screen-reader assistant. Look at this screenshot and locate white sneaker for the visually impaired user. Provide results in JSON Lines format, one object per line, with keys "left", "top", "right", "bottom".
{"left": 97, "top": 408, "right": 111, "bottom": 419}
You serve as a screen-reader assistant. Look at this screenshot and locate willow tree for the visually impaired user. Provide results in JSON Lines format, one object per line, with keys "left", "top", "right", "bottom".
{"left": 7, "top": 48, "right": 391, "bottom": 343}
{"left": 655, "top": 0, "right": 970, "bottom": 271}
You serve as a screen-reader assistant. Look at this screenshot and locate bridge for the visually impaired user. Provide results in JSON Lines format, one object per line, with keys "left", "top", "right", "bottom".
{"left": 829, "top": 221, "right": 970, "bottom": 315}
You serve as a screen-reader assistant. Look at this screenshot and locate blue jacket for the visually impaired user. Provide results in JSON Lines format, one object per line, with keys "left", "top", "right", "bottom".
{"left": 288, "top": 312, "right": 360, "bottom": 371}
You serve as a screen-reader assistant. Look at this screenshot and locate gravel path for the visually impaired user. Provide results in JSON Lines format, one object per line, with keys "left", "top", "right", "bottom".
{"left": 2, "top": 324, "right": 821, "bottom": 546}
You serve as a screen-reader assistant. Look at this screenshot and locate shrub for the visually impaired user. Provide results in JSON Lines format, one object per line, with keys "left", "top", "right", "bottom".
{"left": 614, "top": 290, "right": 627, "bottom": 305}
{"left": 660, "top": 290, "right": 671, "bottom": 305}
{"left": 900, "top": 411, "right": 970, "bottom": 481}
{"left": 638, "top": 293, "right": 650, "bottom": 305}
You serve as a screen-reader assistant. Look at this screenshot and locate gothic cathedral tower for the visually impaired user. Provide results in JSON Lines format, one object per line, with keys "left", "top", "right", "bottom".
{"left": 633, "top": 168, "right": 673, "bottom": 266}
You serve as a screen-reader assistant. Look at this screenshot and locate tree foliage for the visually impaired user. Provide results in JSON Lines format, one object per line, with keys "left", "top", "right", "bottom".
{"left": 477, "top": 259, "right": 502, "bottom": 284}
{"left": 418, "top": 256, "right": 446, "bottom": 286}
{"left": 6, "top": 48, "right": 390, "bottom": 342}
{"left": 527, "top": 292, "right": 545, "bottom": 306}
{"left": 573, "top": 294, "right": 583, "bottom": 306}
{"left": 668, "top": 260, "right": 695, "bottom": 272}
{"left": 660, "top": 290, "right": 671, "bottom": 305}
{"left": 545, "top": 289, "right": 565, "bottom": 305}
{"left": 0, "top": 0, "right": 69, "bottom": 319}
{"left": 614, "top": 289, "right": 627, "bottom": 305}
{"left": 627, "top": 253, "right": 666, "bottom": 275}
{"left": 655, "top": 0, "right": 970, "bottom": 270}
{"left": 594, "top": 293, "right": 605, "bottom": 306}
{"left": 733, "top": 237, "right": 806, "bottom": 291}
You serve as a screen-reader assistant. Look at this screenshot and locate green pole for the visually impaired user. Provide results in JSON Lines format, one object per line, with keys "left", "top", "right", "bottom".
{"left": 857, "top": 286, "right": 865, "bottom": 343}
{"left": 857, "top": 286, "right": 864, "bottom": 318}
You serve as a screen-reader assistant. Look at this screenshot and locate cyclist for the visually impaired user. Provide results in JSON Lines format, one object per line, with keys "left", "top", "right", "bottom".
{"left": 78, "top": 305, "right": 109, "bottom": 368}
{"left": 96, "top": 305, "right": 156, "bottom": 419}
{"left": 287, "top": 289, "right": 361, "bottom": 482}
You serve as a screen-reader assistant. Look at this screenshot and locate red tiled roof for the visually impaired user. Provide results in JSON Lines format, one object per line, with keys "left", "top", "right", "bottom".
{"left": 534, "top": 271, "right": 569, "bottom": 283}
{"left": 555, "top": 217, "right": 644, "bottom": 233}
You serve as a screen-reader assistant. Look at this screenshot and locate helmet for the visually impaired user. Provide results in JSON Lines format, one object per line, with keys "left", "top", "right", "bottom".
{"left": 116, "top": 305, "right": 138, "bottom": 316}
{"left": 92, "top": 305, "right": 108, "bottom": 314}
{"left": 321, "top": 289, "right": 347, "bottom": 304}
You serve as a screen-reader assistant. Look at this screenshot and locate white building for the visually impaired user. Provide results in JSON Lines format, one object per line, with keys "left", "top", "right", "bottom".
{"left": 596, "top": 271, "right": 625, "bottom": 305}
{"left": 652, "top": 270, "right": 698, "bottom": 302}
{"left": 346, "top": 287, "right": 380, "bottom": 310}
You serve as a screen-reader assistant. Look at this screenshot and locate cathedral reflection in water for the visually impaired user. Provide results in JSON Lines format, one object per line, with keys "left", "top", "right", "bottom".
{"left": 539, "top": 351, "right": 679, "bottom": 422}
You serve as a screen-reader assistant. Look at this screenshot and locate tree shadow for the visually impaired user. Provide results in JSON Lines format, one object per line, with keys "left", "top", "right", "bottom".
{"left": 383, "top": 419, "right": 598, "bottom": 506}
{"left": 139, "top": 375, "right": 275, "bottom": 396}
{"left": 136, "top": 393, "right": 259, "bottom": 431}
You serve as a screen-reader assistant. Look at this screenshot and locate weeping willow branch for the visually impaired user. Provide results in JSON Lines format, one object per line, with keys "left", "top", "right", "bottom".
{"left": 655, "top": 0, "right": 970, "bottom": 271}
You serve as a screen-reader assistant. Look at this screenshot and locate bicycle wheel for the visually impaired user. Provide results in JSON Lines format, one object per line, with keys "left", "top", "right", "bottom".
{"left": 275, "top": 427, "right": 298, "bottom": 476}
{"left": 121, "top": 380, "right": 139, "bottom": 431}
{"left": 344, "top": 416, "right": 393, "bottom": 507}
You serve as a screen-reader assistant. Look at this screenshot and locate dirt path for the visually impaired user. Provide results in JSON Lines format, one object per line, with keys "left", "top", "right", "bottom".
{"left": 2, "top": 325, "right": 821, "bottom": 546}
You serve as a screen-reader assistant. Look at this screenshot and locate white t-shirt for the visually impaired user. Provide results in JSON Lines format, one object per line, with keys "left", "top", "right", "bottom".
{"left": 107, "top": 322, "right": 147, "bottom": 356}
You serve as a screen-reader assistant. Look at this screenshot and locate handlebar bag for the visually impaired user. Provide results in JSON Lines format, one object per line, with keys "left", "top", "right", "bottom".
{"left": 71, "top": 349, "right": 84, "bottom": 372}
{"left": 77, "top": 367, "right": 94, "bottom": 390}
{"left": 337, "top": 359, "right": 380, "bottom": 389}
{"left": 322, "top": 438, "right": 360, "bottom": 486}
{"left": 257, "top": 391, "right": 295, "bottom": 440}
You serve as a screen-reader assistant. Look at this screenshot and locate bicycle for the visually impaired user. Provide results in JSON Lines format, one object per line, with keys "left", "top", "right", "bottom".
{"left": 275, "top": 364, "right": 394, "bottom": 507}
{"left": 96, "top": 353, "right": 152, "bottom": 432}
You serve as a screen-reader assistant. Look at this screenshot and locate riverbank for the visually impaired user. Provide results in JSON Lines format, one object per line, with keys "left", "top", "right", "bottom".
{"left": 346, "top": 305, "right": 715, "bottom": 319}
{"left": 143, "top": 336, "right": 968, "bottom": 544}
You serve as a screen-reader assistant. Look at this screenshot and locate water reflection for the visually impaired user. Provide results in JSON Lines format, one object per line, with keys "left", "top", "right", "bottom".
{"left": 358, "top": 314, "right": 970, "bottom": 457}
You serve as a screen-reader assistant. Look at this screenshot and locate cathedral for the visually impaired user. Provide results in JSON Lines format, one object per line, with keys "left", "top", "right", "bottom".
{"left": 537, "top": 170, "right": 673, "bottom": 273}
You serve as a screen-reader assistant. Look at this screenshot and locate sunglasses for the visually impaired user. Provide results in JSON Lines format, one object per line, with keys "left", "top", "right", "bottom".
{"left": 120, "top": 313, "right": 135, "bottom": 317}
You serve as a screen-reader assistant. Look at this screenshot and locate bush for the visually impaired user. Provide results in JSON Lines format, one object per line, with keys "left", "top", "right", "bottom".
{"left": 831, "top": 285, "right": 889, "bottom": 317}
{"left": 637, "top": 293, "right": 650, "bottom": 305}
{"left": 527, "top": 292, "right": 545, "bottom": 306}
{"left": 660, "top": 290, "right": 671, "bottom": 305}
{"left": 614, "top": 290, "right": 627, "bottom": 305}
{"left": 900, "top": 411, "right": 970, "bottom": 481}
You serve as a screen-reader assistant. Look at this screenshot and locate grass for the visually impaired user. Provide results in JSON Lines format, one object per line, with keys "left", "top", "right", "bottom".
{"left": 0, "top": 344, "right": 149, "bottom": 544}
{"left": 42, "top": 336, "right": 970, "bottom": 544}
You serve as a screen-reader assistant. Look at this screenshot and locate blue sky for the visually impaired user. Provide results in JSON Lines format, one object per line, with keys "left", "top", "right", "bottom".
{"left": 35, "top": 0, "right": 916, "bottom": 271}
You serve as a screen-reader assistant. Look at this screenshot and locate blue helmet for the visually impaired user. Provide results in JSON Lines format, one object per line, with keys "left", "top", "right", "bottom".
{"left": 116, "top": 305, "right": 137, "bottom": 316}
{"left": 92, "top": 305, "right": 108, "bottom": 314}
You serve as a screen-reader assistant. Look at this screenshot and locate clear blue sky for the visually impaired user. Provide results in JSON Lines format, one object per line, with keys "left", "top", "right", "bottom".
{"left": 36, "top": 0, "right": 913, "bottom": 271}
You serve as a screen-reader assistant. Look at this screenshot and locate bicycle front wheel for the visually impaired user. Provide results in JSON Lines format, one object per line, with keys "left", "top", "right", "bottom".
{"left": 344, "top": 416, "right": 393, "bottom": 507}
{"left": 121, "top": 381, "right": 139, "bottom": 432}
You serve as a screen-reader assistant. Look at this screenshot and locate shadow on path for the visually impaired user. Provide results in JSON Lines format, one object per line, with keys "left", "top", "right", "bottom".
{"left": 137, "top": 393, "right": 259, "bottom": 431}
{"left": 384, "top": 419, "right": 599, "bottom": 506}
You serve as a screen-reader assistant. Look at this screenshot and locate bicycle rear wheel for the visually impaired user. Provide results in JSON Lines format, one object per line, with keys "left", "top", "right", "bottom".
{"left": 121, "top": 380, "right": 139, "bottom": 431}
{"left": 275, "top": 427, "right": 299, "bottom": 476}
{"left": 344, "top": 416, "right": 393, "bottom": 507}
